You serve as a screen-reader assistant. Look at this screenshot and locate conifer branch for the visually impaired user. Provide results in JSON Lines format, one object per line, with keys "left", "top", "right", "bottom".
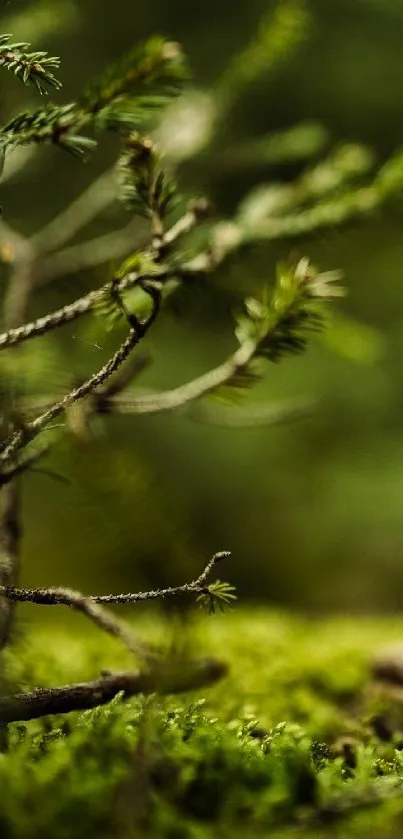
{"left": 0, "top": 20, "right": 356, "bottom": 716}
{"left": 0, "top": 37, "right": 187, "bottom": 160}
{"left": 0, "top": 34, "right": 61, "bottom": 93}
{"left": 0, "top": 103, "right": 94, "bottom": 158}
{"left": 79, "top": 37, "right": 187, "bottom": 116}
{"left": 87, "top": 259, "right": 343, "bottom": 417}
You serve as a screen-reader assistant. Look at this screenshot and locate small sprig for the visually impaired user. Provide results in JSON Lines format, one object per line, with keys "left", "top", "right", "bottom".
{"left": 0, "top": 36, "right": 188, "bottom": 160}
{"left": 197, "top": 580, "right": 237, "bottom": 615}
{"left": 80, "top": 36, "right": 188, "bottom": 116}
{"left": 116, "top": 132, "right": 176, "bottom": 224}
{"left": 0, "top": 34, "right": 61, "bottom": 94}
{"left": 236, "top": 258, "right": 344, "bottom": 361}
{"left": 213, "top": 258, "right": 344, "bottom": 402}
{"left": 0, "top": 103, "right": 95, "bottom": 158}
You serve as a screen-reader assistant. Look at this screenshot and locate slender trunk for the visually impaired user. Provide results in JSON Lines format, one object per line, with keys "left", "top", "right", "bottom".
{"left": 0, "top": 256, "right": 34, "bottom": 651}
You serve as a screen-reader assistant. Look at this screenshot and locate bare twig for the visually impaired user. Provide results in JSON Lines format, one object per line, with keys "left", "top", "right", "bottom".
{"left": 0, "top": 551, "right": 231, "bottom": 607}
{"left": 95, "top": 340, "right": 257, "bottom": 416}
{"left": 161, "top": 197, "right": 211, "bottom": 251}
{"left": 8, "top": 584, "right": 154, "bottom": 663}
{"left": 0, "top": 552, "right": 231, "bottom": 723}
{"left": 0, "top": 198, "right": 211, "bottom": 353}
{"left": 99, "top": 351, "right": 152, "bottom": 400}
{"left": 19, "top": 338, "right": 258, "bottom": 425}
{"left": 0, "top": 657, "right": 228, "bottom": 723}
{"left": 0, "top": 265, "right": 172, "bottom": 352}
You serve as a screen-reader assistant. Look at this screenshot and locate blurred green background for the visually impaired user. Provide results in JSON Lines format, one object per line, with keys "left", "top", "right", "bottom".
{"left": 2, "top": 0, "right": 403, "bottom": 612}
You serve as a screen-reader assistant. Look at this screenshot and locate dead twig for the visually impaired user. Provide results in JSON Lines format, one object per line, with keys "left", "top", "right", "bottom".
{"left": 0, "top": 657, "right": 228, "bottom": 723}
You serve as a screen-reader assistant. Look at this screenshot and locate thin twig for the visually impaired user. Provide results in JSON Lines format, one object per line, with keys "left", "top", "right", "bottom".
{"left": 0, "top": 551, "right": 231, "bottom": 606}
{"left": 0, "top": 266, "right": 172, "bottom": 352}
{"left": 0, "top": 146, "right": 37, "bottom": 185}
{"left": 12, "top": 585, "right": 154, "bottom": 663}
{"left": 33, "top": 197, "right": 208, "bottom": 285}
{"left": 20, "top": 339, "right": 257, "bottom": 423}
{"left": 96, "top": 340, "right": 257, "bottom": 416}
{"left": 99, "top": 351, "right": 152, "bottom": 400}
{"left": 161, "top": 198, "right": 211, "bottom": 251}
{"left": 0, "top": 199, "right": 210, "bottom": 353}
{"left": 0, "top": 219, "right": 31, "bottom": 260}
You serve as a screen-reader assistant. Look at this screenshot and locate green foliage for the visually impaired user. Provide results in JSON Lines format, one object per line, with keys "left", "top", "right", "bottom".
{"left": 0, "top": 33, "right": 61, "bottom": 93}
{"left": 0, "top": 35, "right": 187, "bottom": 159}
{"left": 197, "top": 580, "right": 237, "bottom": 614}
{"left": 116, "top": 132, "right": 176, "bottom": 218}
{"left": 236, "top": 258, "right": 344, "bottom": 360}
{"left": 212, "top": 258, "right": 344, "bottom": 404}
{"left": 3, "top": 612, "right": 403, "bottom": 838}
{"left": 79, "top": 36, "right": 188, "bottom": 115}
{"left": 0, "top": 103, "right": 96, "bottom": 158}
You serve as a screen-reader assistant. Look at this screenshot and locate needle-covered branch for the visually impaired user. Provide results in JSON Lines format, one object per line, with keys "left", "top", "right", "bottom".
{"left": 88, "top": 259, "right": 344, "bottom": 418}
{"left": 0, "top": 36, "right": 187, "bottom": 159}
{"left": 0, "top": 33, "right": 61, "bottom": 94}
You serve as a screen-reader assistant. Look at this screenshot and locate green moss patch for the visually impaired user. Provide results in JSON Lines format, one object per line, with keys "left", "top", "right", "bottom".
{"left": 3, "top": 610, "right": 403, "bottom": 838}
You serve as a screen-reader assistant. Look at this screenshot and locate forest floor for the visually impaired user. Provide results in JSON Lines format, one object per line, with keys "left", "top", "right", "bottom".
{"left": 3, "top": 609, "right": 403, "bottom": 837}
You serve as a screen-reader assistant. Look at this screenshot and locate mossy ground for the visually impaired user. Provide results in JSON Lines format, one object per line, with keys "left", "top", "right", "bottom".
{"left": 3, "top": 609, "right": 403, "bottom": 838}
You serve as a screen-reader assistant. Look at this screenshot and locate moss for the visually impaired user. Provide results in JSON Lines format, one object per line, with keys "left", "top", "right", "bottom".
{"left": 3, "top": 610, "right": 403, "bottom": 837}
